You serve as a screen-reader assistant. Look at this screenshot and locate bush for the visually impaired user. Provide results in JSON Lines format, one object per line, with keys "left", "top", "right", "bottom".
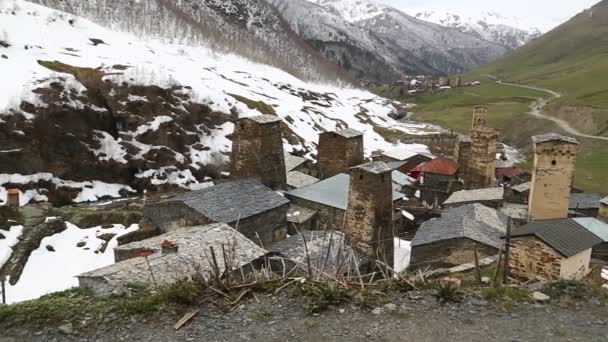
{"left": 159, "top": 280, "right": 204, "bottom": 306}
{"left": 432, "top": 282, "right": 462, "bottom": 305}
{"left": 308, "top": 282, "right": 350, "bottom": 313}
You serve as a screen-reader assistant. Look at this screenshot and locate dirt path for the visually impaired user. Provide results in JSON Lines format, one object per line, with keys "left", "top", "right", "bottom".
{"left": 488, "top": 75, "right": 608, "bottom": 141}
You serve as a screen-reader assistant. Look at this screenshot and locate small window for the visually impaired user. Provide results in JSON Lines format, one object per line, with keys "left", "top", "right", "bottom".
{"left": 359, "top": 175, "right": 363, "bottom": 180}
{"left": 551, "top": 160, "right": 557, "bottom": 166}
{"left": 381, "top": 175, "right": 385, "bottom": 183}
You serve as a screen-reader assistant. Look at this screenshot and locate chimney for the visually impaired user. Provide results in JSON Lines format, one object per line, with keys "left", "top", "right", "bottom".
{"left": 528, "top": 133, "right": 579, "bottom": 221}
{"left": 344, "top": 161, "right": 394, "bottom": 271}
{"left": 230, "top": 115, "right": 287, "bottom": 190}
{"left": 317, "top": 128, "right": 364, "bottom": 179}
{"left": 6, "top": 189, "right": 19, "bottom": 208}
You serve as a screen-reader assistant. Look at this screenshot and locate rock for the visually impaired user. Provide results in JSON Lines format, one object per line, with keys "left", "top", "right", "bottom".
{"left": 532, "top": 291, "right": 550, "bottom": 302}
{"left": 384, "top": 303, "right": 397, "bottom": 311}
{"left": 57, "top": 323, "right": 73, "bottom": 335}
{"left": 481, "top": 276, "right": 491, "bottom": 284}
{"left": 97, "top": 233, "right": 117, "bottom": 243}
{"left": 527, "top": 282, "right": 544, "bottom": 292}
{"left": 46, "top": 245, "right": 56, "bottom": 252}
{"left": 371, "top": 307, "right": 383, "bottom": 315}
{"left": 0, "top": 54, "right": 5, "bottom": 59}
{"left": 470, "top": 298, "right": 489, "bottom": 306}
{"left": 76, "top": 241, "right": 86, "bottom": 248}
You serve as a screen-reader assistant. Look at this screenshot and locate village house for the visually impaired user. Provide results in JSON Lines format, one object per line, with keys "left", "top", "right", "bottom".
{"left": 230, "top": 115, "right": 287, "bottom": 190}
{"left": 373, "top": 149, "right": 433, "bottom": 170}
{"left": 79, "top": 223, "right": 270, "bottom": 296}
{"left": 504, "top": 182, "right": 530, "bottom": 204}
{"left": 496, "top": 167, "right": 531, "bottom": 185}
{"left": 142, "top": 179, "right": 290, "bottom": 246}
{"left": 600, "top": 197, "right": 608, "bottom": 222}
{"left": 415, "top": 156, "right": 461, "bottom": 206}
{"left": 508, "top": 219, "right": 603, "bottom": 281}
{"left": 317, "top": 128, "right": 364, "bottom": 179}
{"left": 392, "top": 170, "right": 417, "bottom": 197}
{"left": 443, "top": 187, "right": 504, "bottom": 209}
{"left": 286, "top": 204, "right": 318, "bottom": 234}
{"left": 569, "top": 192, "right": 603, "bottom": 217}
{"left": 571, "top": 217, "right": 608, "bottom": 261}
{"left": 410, "top": 203, "right": 507, "bottom": 269}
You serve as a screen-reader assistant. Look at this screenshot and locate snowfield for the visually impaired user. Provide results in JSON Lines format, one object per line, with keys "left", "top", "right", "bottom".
{"left": 3, "top": 222, "right": 139, "bottom": 304}
{"left": 0, "top": 0, "right": 436, "bottom": 205}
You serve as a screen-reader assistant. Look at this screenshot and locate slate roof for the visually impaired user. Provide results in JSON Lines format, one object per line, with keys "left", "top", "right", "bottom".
{"left": 511, "top": 182, "right": 531, "bottom": 193}
{"left": 532, "top": 133, "right": 579, "bottom": 145}
{"left": 286, "top": 205, "right": 317, "bottom": 224}
{"left": 412, "top": 204, "right": 508, "bottom": 248}
{"left": 284, "top": 153, "right": 308, "bottom": 172}
{"left": 287, "top": 173, "right": 405, "bottom": 210}
{"left": 352, "top": 161, "right": 392, "bottom": 174}
{"left": 392, "top": 170, "right": 416, "bottom": 188}
{"left": 458, "top": 134, "right": 472, "bottom": 143}
{"left": 387, "top": 161, "right": 407, "bottom": 170}
{"left": 158, "top": 179, "right": 289, "bottom": 223}
{"left": 244, "top": 115, "right": 281, "bottom": 124}
{"left": 287, "top": 171, "right": 319, "bottom": 189}
{"left": 414, "top": 157, "right": 459, "bottom": 176}
{"left": 499, "top": 204, "right": 529, "bottom": 221}
{"left": 323, "top": 128, "right": 362, "bottom": 138}
{"left": 569, "top": 193, "right": 603, "bottom": 210}
{"left": 382, "top": 149, "right": 433, "bottom": 162}
{"left": 602, "top": 197, "right": 608, "bottom": 206}
{"left": 443, "top": 187, "right": 504, "bottom": 205}
{"left": 509, "top": 219, "right": 602, "bottom": 257}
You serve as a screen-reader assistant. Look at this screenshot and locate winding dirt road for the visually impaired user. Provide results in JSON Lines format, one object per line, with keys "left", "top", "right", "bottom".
{"left": 488, "top": 75, "right": 608, "bottom": 141}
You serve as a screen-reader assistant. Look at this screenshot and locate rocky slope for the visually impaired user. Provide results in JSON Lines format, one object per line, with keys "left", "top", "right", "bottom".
{"left": 273, "top": 0, "right": 508, "bottom": 81}
{"left": 0, "top": 0, "right": 433, "bottom": 206}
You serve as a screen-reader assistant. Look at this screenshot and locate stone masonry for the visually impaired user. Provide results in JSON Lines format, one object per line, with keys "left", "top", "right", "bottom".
{"left": 230, "top": 115, "right": 286, "bottom": 190}
{"left": 344, "top": 162, "right": 394, "bottom": 269}
{"left": 472, "top": 105, "right": 488, "bottom": 130}
{"left": 317, "top": 129, "right": 364, "bottom": 179}
{"left": 528, "top": 134, "right": 579, "bottom": 221}
{"left": 468, "top": 127, "right": 498, "bottom": 189}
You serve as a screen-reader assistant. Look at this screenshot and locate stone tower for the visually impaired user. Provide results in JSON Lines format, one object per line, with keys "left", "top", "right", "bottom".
{"left": 468, "top": 127, "right": 498, "bottom": 189}
{"left": 317, "top": 128, "right": 364, "bottom": 179}
{"left": 344, "top": 162, "right": 394, "bottom": 270}
{"left": 472, "top": 105, "right": 488, "bottom": 130}
{"left": 230, "top": 115, "right": 286, "bottom": 190}
{"left": 528, "top": 134, "right": 579, "bottom": 221}
{"left": 6, "top": 189, "right": 19, "bottom": 207}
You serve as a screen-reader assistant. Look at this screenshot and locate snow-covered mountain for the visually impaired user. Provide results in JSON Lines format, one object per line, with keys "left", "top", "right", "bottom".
{"left": 274, "top": 0, "right": 507, "bottom": 81}
{"left": 0, "top": 0, "right": 434, "bottom": 206}
{"left": 410, "top": 10, "right": 542, "bottom": 49}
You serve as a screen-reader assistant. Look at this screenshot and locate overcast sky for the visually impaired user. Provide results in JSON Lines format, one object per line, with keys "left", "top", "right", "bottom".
{"left": 384, "top": 0, "right": 599, "bottom": 31}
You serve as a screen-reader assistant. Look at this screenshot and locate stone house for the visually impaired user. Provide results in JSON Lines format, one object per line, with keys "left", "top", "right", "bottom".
{"left": 286, "top": 173, "right": 405, "bottom": 231}
{"left": 569, "top": 192, "right": 603, "bottom": 217}
{"left": 600, "top": 197, "right": 608, "bottom": 222}
{"left": 415, "top": 157, "right": 461, "bottom": 206}
{"left": 142, "top": 179, "right": 290, "bottom": 246}
{"left": 79, "top": 223, "right": 269, "bottom": 296}
{"left": 508, "top": 219, "right": 602, "bottom": 281}
{"left": 443, "top": 187, "right": 504, "bottom": 209}
{"left": 504, "top": 182, "right": 530, "bottom": 205}
{"left": 317, "top": 129, "right": 364, "bottom": 179}
{"left": 410, "top": 204, "right": 507, "bottom": 269}
{"left": 496, "top": 167, "right": 531, "bottom": 186}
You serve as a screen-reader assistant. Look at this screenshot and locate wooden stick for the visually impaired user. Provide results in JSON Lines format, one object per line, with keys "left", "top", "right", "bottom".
{"left": 493, "top": 243, "right": 504, "bottom": 285}
{"left": 174, "top": 309, "right": 199, "bottom": 330}
{"left": 503, "top": 217, "right": 512, "bottom": 285}
{"left": 474, "top": 248, "right": 481, "bottom": 284}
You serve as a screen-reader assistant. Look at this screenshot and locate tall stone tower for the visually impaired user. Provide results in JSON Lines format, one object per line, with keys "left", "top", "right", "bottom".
{"left": 230, "top": 115, "right": 286, "bottom": 190}
{"left": 468, "top": 127, "right": 499, "bottom": 189}
{"left": 344, "top": 162, "right": 394, "bottom": 270}
{"left": 317, "top": 128, "right": 364, "bottom": 179}
{"left": 472, "top": 105, "right": 488, "bottom": 130}
{"left": 528, "top": 133, "right": 579, "bottom": 221}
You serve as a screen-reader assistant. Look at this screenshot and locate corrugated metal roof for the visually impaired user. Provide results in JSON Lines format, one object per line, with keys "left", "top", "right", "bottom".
{"left": 392, "top": 170, "right": 416, "bottom": 187}
{"left": 509, "top": 219, "right": 602, "bottom": 257}
{"left": 287, "top": 173, "right": 406, "bottom": 210}
{"left": 414, "top": 157, "right": 458, "bottom": 176}
{"left": 159, "top": 179, "right": 289, "bottom": 223}
{"left": 569, "top": 193, "right": 602, "bottom": 210}
{"left": 412, "top": 204, "right": 507, "bottom": 248}
{"left": 443, "top": 187, "right": 504, "bottom": 205}
{"left": 572, "top": 218, "right": 608, "bottom": 242}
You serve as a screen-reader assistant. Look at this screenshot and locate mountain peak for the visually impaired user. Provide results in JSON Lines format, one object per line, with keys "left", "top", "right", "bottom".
{"left": 305, "top": 0, "right": 386, "bottom": 22}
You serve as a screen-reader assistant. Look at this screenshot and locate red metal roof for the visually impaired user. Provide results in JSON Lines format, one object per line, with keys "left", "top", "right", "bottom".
{"left": 496, "top": 167, "right": 528, "bottom": 179}
{"left": 414, "top": 157, "right": 459, "bottom": 176}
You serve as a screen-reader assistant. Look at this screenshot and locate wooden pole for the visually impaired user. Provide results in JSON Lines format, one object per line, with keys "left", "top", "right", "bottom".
{"left": 474, "top": 247, "right": 481, "bottom": 284}
{"left": 1, "top": 278, "right": 5, "bottom": 304}
{"left": 503, "top": 217, "right": 512, "bottom": 285}
{"left": 492, "top": 243, "right": 504, "bottom": 285}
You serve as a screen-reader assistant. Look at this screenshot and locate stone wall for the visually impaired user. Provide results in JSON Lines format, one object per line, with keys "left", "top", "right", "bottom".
{"left": 344, "top": 167, "right": 394, "bottom": 268}
{"left": 468, "top": 127, "right": 498, "bottom": 189}
{"left": 287, "top": 196, "right": 345, "bottom": 230}
{"left": 599, "top": 203, "right": 608, "bottom": 223}
{"left": 510, "top": 236, "right": 562, "bottom": 281}
{"left": 528, "top": 140, "right": 578, "bottom": 220}
{"left": 236, "top": 205, "right": 289, "bottom": 247}
{"left": 317, "top": 132, "right": 364, "bottom": 178}
{"left": 593, "top": 242, "right": 608, "bottom": 261}
{"left": 420, "top": 173, "right": 460, "bottom": 206}
{"left": 559, "top": 248, "right": 591, "bottom": 280}
{"left": 472, "top": 106, "right": 488, "bottom": 130}
{"left": 402, "top": 133, "right": 458, "bottom": 157}
{"left": 143, "top": 201, "right": 211, "bottom": 233}
{"left": 454, "top": 140, "right": 471, "bottom": 181}
{"left": 410, "top": 238, "right": 498, "bottom": 270}
{"left": 230, "top": 117, "right": 286, "bottom": 190}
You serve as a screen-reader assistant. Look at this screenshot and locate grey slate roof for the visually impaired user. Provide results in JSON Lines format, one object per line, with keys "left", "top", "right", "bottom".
{"left": 601, "top": 197, "right": 608, "bottom": 206}
{"left": 499, "top": 204, "right": 529, "bottom": 221}
{"left": 287, "top": 173, "right": 405, "bottom": 210}
{"left": 287, "top": 205, "right": 317, "bottom": 224}
{"left": 443, "top": 187, "right": 504, "bottom": 205}
{"left": 412, "top": 204, "right": 508, "bottom": 248}
{"left": 569, "top": 193, "right": 602, "bottom": 209}
{"left": 387, "top": 161, "right": 407, "bottom": 170}
{"left": 284, "top": 153, "right": 308, "bottom": 172}
{"left": 392, "top": 170, "right": 416, "bottom": 188}
{"left": 511, "top": 182, "right": 531, "bottom": 193}
{"left": 509, "top": 219, "right": 602, "bottom": 257}
{"left": 159, "top": 179, "right": 289, "bottom": 223}
{"left": 532, "top": 133, "right": 579, "bottom": 145}
{"left": 458, "top": 134, "right": 472, "bottom": 143}
{"left": 244, "top": 115, "right": 281, "bottom": 124}
{"left": 334, "top": 128, "right": 363, "bottom": 138}
{"left": 287, "top": 171, "right": 319, "bottom": 189}
{"left": 352, "top": 161, "right": 392, "bottom": 174}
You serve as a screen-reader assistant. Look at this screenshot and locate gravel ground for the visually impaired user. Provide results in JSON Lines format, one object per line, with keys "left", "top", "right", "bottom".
{"left": 2, "top": 290, "right": 607, "bottom": 342}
